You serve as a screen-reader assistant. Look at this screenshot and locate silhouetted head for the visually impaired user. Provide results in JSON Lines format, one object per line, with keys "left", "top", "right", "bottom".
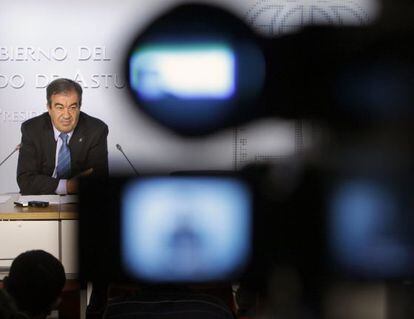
{"left": 3, "top": 250, "right": 66, "bottom": 318}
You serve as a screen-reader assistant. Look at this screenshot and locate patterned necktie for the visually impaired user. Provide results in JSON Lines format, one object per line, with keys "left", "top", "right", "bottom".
{"left": 56, "top": 133, "right": 71, "bottom": 179}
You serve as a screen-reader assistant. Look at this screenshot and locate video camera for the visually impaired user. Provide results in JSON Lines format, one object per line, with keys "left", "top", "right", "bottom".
{"left": 78, "top": 172, "right": 275, "bottom": 285}
{"left": 78, "top": 158, "right": 414, "bottom": 287}
{"left": 79, "top": 1, "right": 414, "bottom": 291}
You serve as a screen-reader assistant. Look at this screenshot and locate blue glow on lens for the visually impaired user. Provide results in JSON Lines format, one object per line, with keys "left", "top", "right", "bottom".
{"left": 329, "top": 180, "right": 414, "bottom": 277}
{"left": 130, "top": 44, "right": 235, "bottom": 100}
{"left": 122, "top": 177, "right": 251, "bottom": 282}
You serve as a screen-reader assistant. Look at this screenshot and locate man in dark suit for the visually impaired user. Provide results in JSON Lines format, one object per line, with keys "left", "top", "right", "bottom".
{"left": 17, "top": 78, "right": 108, "bottom": 195}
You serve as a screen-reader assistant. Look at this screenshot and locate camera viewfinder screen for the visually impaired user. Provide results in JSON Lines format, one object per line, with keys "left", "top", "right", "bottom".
{"left": 130, "top": 44, "right": 235, "bottom": 100}
{"left": 329, "top": 179, "right": 414, "bottom": 278}
{"left": 121, "top": 177, "right": 252, "bottom": 282}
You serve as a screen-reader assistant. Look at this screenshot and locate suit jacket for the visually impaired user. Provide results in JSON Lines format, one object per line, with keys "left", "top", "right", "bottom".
{"left": 17, "top": 111, "right": 109, "bottom": 195}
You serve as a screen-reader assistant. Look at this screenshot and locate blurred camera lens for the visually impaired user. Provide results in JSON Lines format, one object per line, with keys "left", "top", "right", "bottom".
{"left": 126, "top": 3, "right": 265, "bottom": 136}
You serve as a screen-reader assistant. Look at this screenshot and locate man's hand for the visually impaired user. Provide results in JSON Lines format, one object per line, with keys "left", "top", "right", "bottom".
{"left": 66, "top": 168, "right": 94, "bottom": 194}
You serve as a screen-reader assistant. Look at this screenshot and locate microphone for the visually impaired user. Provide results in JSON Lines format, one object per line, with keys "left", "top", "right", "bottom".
{"left": 116, "top": 144, "right": 139, "bottom": 176}
{"left": 0, "top": 143, "right": 21, "bottom": 167}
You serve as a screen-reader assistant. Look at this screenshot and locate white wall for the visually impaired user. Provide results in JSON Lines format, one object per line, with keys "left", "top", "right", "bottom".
{"left": 0, "top": 0, "right": 379, "bottom": 193}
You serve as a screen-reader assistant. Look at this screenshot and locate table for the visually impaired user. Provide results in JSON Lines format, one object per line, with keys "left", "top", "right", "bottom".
{"left": 0, "top": 193, "right": 85, "bottom": 319}
{"left": 0, "top": 193, "right": 78, "bottom": 277}
{"left": 0, "top": 193, "right": 78, "bottom": 220}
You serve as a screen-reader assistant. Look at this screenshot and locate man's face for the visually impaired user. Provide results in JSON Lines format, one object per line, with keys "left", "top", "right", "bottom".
{"left": 48, "top": 90, "right": 80, "bottom": 133}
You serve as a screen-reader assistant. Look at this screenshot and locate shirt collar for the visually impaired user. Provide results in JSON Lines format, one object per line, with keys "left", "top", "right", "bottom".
{"left": 52, "top": 125, "right": 74, "bottom": 142}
